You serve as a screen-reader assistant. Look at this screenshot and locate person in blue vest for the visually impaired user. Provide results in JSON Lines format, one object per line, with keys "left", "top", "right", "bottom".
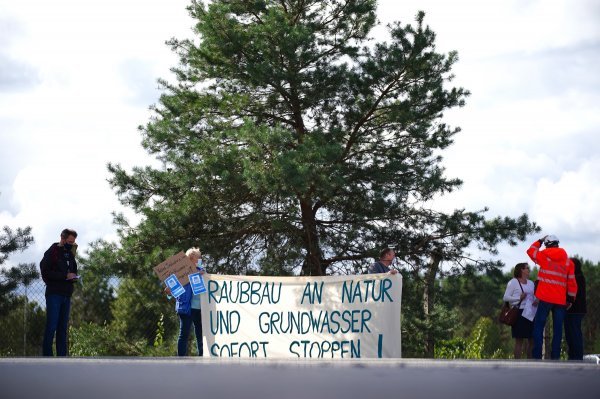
{"left": 166, "top": 247, "right": 205, "bottom": 356}
{"left": 368, "top": 247, "right": 398, "bottom": 274}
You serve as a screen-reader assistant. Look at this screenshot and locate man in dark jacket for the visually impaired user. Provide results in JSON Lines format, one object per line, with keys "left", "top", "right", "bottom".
{"left": 40, "top": 228, "right": 79, "bottom": 356}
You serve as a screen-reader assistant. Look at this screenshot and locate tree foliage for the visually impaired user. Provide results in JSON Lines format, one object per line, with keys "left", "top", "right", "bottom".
{"left": 0, "top": 297, "right": 45, "bottom": 356}
{"left": 0, "top": 225, "right": 34, "bottom": 267}
{"left": 89, "top": 1, "right": 545, "bottom": 357}
{"left": 439, "top": 265, "right": 507, "bottom": 336}
{"left": 110, "top": 275, "right": 177, "bottom": 347}
{"left": 1, "top": 222, "right": 35, "bottom": 317}
{"left": 580, "top": 257, "right": 600, "bottom": 353}
{"left": 435, "top": 317, "right": 507, "bottom": 359}
{"left": 70, "top": 241, "right": 117, "bottom": 327}
{"left": 107, "top": 0, "right": 537, "bottom": 280}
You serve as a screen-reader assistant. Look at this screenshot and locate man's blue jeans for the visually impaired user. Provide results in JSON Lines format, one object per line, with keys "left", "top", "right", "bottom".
{"left": 532, "top": 300, "right": 566, "bottom": 359}
{"left": 564, "top": 313, "right": 584, "bottom": 360}
{"left": 177, "top": 309, "right": 203, "bottom": 356}
{"left": 43, "top": 294, "right": 71, "bottom": 356}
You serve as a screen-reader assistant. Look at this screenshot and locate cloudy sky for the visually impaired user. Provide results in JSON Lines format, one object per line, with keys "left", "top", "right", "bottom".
{"left": 1, "top": 0, "right": 599, "bottom": 271}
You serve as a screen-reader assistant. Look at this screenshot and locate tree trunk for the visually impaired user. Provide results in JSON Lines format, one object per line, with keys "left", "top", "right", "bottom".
{"left": 423, "top": 252, "right": 442, "bottom": 357}
{"left": 299, "top": 199, "right": 323, "bottom": 276}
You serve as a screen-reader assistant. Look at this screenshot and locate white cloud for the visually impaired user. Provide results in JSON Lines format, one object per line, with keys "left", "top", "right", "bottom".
{"left": 0, "top": 0, "right": 191, "bottom": 267}
{"left": 532, "top": 159, "right": 600, "bottom": 233}
{"left": 0, "top": 0, "right": 599, "bottom": 271}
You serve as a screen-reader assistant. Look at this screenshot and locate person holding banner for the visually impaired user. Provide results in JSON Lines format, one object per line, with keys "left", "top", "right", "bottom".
{"left": 166, "top": 247, "right": 205, "bottom": 356}
{"left": 368, "top": 248, "right": 398, "bottom": 275}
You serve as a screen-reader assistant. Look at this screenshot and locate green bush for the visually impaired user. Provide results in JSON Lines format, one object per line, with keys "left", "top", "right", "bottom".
{"left": 69, "top": 314, "right": 177, "bottom": 357}
{"left": 435, "top": 317, "right": 508, "bottom": 359}
{"left": 69, "top": 322, "right": 144, "bottom": 356}
{"left": 142, "top": 313, "right": 177, "bottom": 357}
{"left": 434, "top": 337, "right": 467, "bottom": 359}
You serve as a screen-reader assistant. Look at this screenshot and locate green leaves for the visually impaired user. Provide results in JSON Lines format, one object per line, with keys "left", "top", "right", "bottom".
{"left": 107, "top": 1, "right": 537, "bottom": 277}
{"left": 0, "top": 222, "right": 35, "bottom": 317}
{"left": 0, "top": 225, "right": 34, "bottom": 267}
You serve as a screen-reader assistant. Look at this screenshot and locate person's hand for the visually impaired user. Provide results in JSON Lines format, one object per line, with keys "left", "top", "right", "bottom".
{"left": 66, "top": 273, "right": 78, "bottom": 280}
{"left": 520, "top": 292, "right": 527, "bottom": 300}
{"left": 389, "top": 269, "right": 398, "bottom": 275}
{"left": 533, "top": 298, "right": 539, "bottom": 306}
{"left": 199, "top": 270, "right": 206, "bottom": 275}
{"left": 164, "top": 286, "right": 172, "bottom": 296}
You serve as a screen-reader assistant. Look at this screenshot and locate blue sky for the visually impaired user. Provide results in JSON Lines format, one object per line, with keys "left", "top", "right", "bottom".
{"left": 1, "top": 0, "right": 599, "bottom": 271}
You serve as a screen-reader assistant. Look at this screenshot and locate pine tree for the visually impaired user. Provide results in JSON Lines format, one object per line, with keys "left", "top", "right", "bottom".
{"left": 108, "top": 1, "right": 538, "bottom": 280}
{"left": 1, "top": 224, "right": 35, "bottom": 316}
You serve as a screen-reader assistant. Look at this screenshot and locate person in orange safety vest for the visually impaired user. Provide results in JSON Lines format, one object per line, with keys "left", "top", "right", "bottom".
{"left": 526, "top": 235, "right": 577, "bottom": 359}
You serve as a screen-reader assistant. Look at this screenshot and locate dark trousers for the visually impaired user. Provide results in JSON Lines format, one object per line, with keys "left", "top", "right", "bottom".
{"left": 564, "top": 313, "right": 584, "bottom": 360}
{"left": 43, "top": 294, "right": 71, "bottom": 356}
{"left": 177, "top": 309, "right": 203, "bottom": 356}
{"left": 532, "top": 300, "right": 566, "bottom": 359}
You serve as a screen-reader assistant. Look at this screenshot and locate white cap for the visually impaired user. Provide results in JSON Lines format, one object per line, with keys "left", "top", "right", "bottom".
{"left": 544, "top": 235, "right": 559, "bottom": 246}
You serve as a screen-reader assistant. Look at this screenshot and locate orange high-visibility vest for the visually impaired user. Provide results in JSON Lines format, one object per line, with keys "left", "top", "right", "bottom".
{"left": 527, "top": 240, "right": 577, "bottom": 305}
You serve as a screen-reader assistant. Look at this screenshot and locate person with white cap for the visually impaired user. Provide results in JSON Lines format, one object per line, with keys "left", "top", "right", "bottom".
{"left": 527, "top": 234, "right": 577, "bottom": 359}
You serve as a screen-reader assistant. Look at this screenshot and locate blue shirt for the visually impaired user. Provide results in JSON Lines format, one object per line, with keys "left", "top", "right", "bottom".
{"left": 369, "top": 261, "right": 390, "bottom": 274}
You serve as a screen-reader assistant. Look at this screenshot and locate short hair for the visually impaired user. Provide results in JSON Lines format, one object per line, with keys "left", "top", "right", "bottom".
{"left": 379, "top": 247, "right": 394, "bottom": 259}
{"left": 513, "top": 262, "right": 529, "bottom": 278}
{"left": 60, "top": 228, "right": 78, "bottom": 239}
{"left": 186, "top": 247, "right": 201, "bottom": 258}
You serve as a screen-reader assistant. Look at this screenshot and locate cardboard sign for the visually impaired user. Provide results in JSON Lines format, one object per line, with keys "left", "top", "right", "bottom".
{"left": 153, "top": 252, "right": 196, "bottom": 285}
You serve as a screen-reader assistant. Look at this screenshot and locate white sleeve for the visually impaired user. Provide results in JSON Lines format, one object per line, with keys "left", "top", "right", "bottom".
{"left": 503, "top": 279, "right": 522, "bottom": 305}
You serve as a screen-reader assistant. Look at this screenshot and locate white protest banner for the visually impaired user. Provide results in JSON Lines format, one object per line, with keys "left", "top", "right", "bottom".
{"left": 201, "top": 273, "right": 402, "bottom": 358}
{"left": 153, "top": 252, "right": 196, "bottom": 285}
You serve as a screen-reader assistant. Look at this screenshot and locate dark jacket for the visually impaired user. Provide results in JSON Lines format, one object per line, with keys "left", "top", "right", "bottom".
{"left": 175, "top": 283, "right": 194, "bottom": 316}
{"left": 40, "top": 243, "right": 77, "bottom": 297}
{"left": 568, "top": 273, "right": 587, "bottom": 314}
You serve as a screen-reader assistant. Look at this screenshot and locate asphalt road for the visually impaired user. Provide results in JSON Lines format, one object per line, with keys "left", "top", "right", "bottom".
{"left": 1, "top": 358, "right": 598, "bottom": 399}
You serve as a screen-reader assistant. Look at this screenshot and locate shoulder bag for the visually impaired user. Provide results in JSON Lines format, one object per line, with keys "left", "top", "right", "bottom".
{"left": 499, "top": 280, "right": 524, "bottom": 326}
